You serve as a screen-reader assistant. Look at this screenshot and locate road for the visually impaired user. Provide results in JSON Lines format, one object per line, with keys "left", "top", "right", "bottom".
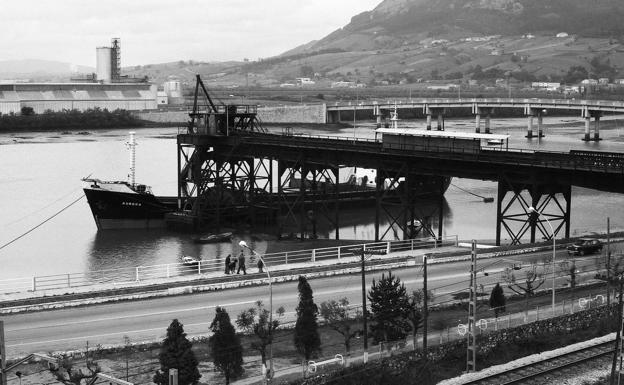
{"left": 1, "top": 245, "right": 614, "bottom": 357}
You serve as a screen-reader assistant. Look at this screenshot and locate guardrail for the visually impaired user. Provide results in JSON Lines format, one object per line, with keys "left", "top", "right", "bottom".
{"left": 0, "top": 236, "right": 458, "bottom": 296}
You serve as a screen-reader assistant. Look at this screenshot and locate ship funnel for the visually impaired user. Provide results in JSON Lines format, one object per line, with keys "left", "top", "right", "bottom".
{"left": 126, "top": 132, "right": 137, "bottom": 186}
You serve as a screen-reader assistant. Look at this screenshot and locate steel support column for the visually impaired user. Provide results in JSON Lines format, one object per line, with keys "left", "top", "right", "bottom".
{"left": 277, "top": 158, "right": 340, "bottom": 240}
{"left": 495, "top": 178, "right": 571, "bottom": 246}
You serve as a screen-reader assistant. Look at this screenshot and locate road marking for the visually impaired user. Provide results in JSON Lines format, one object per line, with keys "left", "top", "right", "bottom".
{"left": 6, "top": 300, "right": 257, "bottom": 332}
{"left": 7, "top": 321, "right": 213, "bottom": 347}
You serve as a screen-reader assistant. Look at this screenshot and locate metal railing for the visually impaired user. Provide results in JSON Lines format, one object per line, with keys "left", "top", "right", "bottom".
{"left": 0, "top": 236, "right": 458, "bottom": 296}
{"left": 328, "top": 97, "right": 624, "bottom": 112}
{"left": 244, "top": 291, "right": 610, "bottom": 384}
{"left": 243, "top": 132, "right": 624, "bottom": 174}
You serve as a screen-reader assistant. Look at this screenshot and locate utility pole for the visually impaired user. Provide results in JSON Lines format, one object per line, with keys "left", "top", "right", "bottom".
{"left": 353, "top": 246, "right": 385, "bottom": 364}
{"left": 467, "top": 240, "right": 477, "bottom": 373}
{"left": 169, "top": 368, "right": 178, "bottom": 385}
{"left": 423, "top": 254, "right": 429, "bottom": 353}
{"left": 608, "top": 217, "right": 611, "bottom": 306}
{"left": 611, "top": 276, "right": 624, "bottom": 385}
{"left": 0, "top": 321, "right": 6, "bottom": 385}
{"left": 361, "top": 247, "right": 369, "bottom": 363}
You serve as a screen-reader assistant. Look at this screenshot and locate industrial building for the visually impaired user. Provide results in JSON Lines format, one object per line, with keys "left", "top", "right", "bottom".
{"left": 0, "top": 38, "right": 158, "bottom": 115}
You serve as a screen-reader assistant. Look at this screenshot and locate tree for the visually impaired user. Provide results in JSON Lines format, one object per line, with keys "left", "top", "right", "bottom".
{"left": 559, "top": 259, "right": 577, "bottom": 289}
{"left": 236, "top": 300, "right": 284, "bottom": 369}
{"left": 368, "top": 271, "right": 412, "bottom": 345}
{"left": 209, "top": 307, "right": 244, "bottom": 384}
{"left": 319, "top": 298, "right": 362, "bottom": 355}
{"left": 407, "top": 289, "right": 434, "bottom": 349}
{"left": 300, "top": 65, "right": 314, "bottom": 78}
{"left": 503, "top": 263, "right": 546, "bottom": 319}
{"left": 153, "top": 319, "right": 201, "bottom": 385}
{"left": 489, "top": 283, "right": 506, "bottom": 318}
{"left": 54, "top": 343, "right": 101, "bottom": 385}
{"left": 294, "top": 275, "right": 321, "bottom": 362}
{"left": 563, "top": 65, "right": 589, "bottom": 84}
{"left": 20, "top": 106, "right": 34, "bottom": 116}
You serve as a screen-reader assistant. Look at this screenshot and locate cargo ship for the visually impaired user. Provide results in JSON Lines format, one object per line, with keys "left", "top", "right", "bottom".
{"left": 82, "top": 132, "right": 178, "bottom": 230}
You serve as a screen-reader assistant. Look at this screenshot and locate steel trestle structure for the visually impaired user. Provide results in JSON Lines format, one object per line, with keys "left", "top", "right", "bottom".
{"left": 171, "top": 76, "right": 624, "bottom": 244}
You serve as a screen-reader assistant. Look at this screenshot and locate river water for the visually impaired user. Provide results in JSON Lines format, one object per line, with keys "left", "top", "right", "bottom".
{"left": 1, "top": 116, "right": 623, "bottom": 280}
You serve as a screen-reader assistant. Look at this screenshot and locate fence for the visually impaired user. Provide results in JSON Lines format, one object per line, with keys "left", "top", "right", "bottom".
{"left": 0, "top": 236, "right": 458, "bottom": 296}
{"left": 245, "top": 291, "right": 611, "bottom": 384}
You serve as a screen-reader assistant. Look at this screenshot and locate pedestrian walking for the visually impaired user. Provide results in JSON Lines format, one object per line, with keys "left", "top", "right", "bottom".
{"left": 229, "top": 258, "right": 237, "bottom": 274}
{"left": 257, "top": 258, "right": 264, "bottom": 273}
{"left": 237, "top": 250, "right": 247, "bottom": 275}
{"left": 224, "top": 254, "right": 231, "bottom": 274}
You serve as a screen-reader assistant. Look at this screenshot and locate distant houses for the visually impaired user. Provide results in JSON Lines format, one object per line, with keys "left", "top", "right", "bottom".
{"left": 531, "top": 82, "right": 561, "bottom": 91}
{"left": 296, "top": 77, "right": 315, "bottom": 86}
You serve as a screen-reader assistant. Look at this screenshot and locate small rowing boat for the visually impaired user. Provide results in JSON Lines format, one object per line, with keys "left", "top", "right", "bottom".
{"left": 193, "top": 232, "right": 233, "bottom": 244}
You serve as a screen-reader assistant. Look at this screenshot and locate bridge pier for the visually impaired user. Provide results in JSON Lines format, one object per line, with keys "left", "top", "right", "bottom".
{"left": 425, "top": 106, "right": 445, "bottom": 131}
{"left": 581, "top": 110, "right": 603, "bottom": 141}
{"left": 277, "top": 159, "right": 340, "bottom": 240}
{"left": 496, "top": 178, "right": 571, "bottom": 246}
{"left": 326, "top": 110, "right": 341, "bottom": 124}
{"left": 374, "top": 162, "right": 446, "bottom": 241}
{"left": 473, "top": 107, "right": 493, "bottom": 134}
{"left": 524, "top": 108, "right": 545, "bottom": 138}
{"left": 374, "top": 103, "right": 382, "bottom": 128}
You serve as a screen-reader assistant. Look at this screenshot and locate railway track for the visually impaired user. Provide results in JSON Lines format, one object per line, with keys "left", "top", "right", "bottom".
{"left": 462, "top": 339, "right": 615, "bottom": 385}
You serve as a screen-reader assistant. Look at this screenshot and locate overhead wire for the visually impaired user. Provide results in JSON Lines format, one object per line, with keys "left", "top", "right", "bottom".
{"left": 1, "top": 187, "right": 83, "bottom": 227}
{"left": 0, "top": 194, "right": 84, "bottom": 252}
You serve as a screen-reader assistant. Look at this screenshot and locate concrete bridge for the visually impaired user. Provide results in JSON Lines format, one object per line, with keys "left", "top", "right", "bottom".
{"left": 327, "top": 98, "right": 624, "bottom": 141}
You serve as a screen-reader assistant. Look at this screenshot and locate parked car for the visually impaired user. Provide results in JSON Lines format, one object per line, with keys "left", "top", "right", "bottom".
{"left": 567, "top": 238, "right": 603, "bottom": 255}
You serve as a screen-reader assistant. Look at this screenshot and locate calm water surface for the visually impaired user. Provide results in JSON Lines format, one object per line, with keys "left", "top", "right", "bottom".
{"left": 1, "top": 118, "right": 623, "bottom": 280}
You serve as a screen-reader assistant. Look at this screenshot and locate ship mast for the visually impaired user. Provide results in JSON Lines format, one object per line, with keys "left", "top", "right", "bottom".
{"left": 126, "top": 132, "right": 137, "bottom": 187}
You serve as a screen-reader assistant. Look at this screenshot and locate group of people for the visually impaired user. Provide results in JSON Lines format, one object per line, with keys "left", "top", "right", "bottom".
{"left": 224, "top": 251, "right": 265, "bottom": 275}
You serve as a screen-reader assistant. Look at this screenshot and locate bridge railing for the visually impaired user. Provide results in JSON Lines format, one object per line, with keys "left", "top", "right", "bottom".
{"left": 0, "top": 236, "right": 458, "bottom": 296}
{"left": 244, "top": 131, "right": 624, "bottom": 175}
{"left": 328, "top": 97, "right": 624, "bottom": 110}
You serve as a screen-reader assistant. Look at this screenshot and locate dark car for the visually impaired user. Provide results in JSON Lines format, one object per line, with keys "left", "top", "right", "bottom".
{"left": 567, "top": 238, "right": 603, "bottom": 255}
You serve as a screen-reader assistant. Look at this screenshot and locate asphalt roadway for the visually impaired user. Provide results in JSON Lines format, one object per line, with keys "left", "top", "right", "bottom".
{"left": 3, "top": 241, "right": 618, "bottom": 358}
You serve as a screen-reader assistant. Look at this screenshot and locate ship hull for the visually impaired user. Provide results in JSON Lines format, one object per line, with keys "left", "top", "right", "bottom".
{"left": 83, "top": 176, "right": 451, "bottom": 230}
{"left": 83, "top": 186, "right": 177, "bottom": 230}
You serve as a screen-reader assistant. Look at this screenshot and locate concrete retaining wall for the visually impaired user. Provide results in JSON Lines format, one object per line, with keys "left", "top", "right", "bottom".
{"left": 134, "top": 110, "right": 188, "bottom": 123}
{"left": 257, "top": 104, "right": 327, "bottom": 123}
{"left": 134, "top": 104, "right": 328, "bottom": 124}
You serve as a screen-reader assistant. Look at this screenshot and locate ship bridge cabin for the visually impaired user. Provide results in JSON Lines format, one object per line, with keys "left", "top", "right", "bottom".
{"left": 375, "top": 128, "right": 510, "bottom": 154}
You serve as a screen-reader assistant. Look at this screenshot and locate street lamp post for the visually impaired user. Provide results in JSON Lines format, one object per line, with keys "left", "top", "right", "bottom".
{"left": 529, "top": 206, "right": 556, "bottom": 317}
{"left": 238, "top": 241, "right": 273, "bottom": 380}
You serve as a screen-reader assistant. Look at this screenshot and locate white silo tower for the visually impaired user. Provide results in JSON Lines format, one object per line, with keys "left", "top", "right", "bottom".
{"left": 96, "top": 47, "right": 113, "bottom": 83}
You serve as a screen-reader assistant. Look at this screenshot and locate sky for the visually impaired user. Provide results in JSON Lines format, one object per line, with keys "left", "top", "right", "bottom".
{"left": 1, "top": 0, "right": 382, "bottom": 67}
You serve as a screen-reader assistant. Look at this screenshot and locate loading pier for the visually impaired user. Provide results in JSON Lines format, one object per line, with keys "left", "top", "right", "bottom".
{"left": 168, "top": 76, "right": 624, "bottom": 245}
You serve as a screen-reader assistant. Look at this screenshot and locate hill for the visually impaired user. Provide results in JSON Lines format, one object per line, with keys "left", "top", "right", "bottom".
{"left": 8, "top": 1, "right": 624, "bottom": 92}
{"left": 0, "top": 60, "right": 93, "bottom": 81}
{"left": 127, "top": 0, "right": 624, "bottom": 91}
